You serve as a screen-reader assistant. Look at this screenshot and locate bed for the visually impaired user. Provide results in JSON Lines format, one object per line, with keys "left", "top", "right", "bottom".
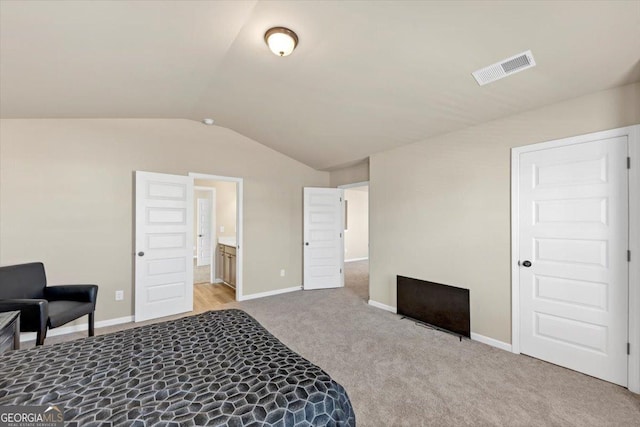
{"left": 0, "top": 309, "right": 355, "bottom": 426}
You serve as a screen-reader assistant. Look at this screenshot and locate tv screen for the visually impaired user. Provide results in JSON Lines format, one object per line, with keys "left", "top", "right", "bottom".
{"left": 397, "top": 275, "right": 470, "bottom": 338}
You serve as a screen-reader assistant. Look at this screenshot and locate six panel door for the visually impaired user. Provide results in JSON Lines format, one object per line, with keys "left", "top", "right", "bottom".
{"left": 303, "top": 187, "right": 344, "bottom": 290}
{"left": 518, "top": 136, "right": 629, "bottom": 386}
{"left": 135, "top": 171, "right": 194, "bottom": 322}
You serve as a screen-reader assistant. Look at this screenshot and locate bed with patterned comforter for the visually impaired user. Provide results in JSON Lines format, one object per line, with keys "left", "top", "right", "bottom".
{"left": 0, "top": 309, "right": 355, "bottom": 426}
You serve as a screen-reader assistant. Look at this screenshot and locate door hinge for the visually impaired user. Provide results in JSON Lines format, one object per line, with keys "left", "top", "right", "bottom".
{"left": 628, "top": 157, "right": 631, "bottom": 169}
{"left": 340, "top": 232, "right": 342, "bottom": 238}
{"left": 340, "top": 268, "right": 342, "bottom": 274}
{"left": 628, "top": 342, "right": 631, "bottom": 355}
{"left": 340, "top": 197, "right": 342, "bottom": 202}
{"left": 628, "top": 250, "right": 632, "bottom": 262}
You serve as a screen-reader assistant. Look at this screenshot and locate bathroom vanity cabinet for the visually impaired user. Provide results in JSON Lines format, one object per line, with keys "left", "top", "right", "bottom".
{"left": 218, "top": 243, "right": 236, "bottom": 288}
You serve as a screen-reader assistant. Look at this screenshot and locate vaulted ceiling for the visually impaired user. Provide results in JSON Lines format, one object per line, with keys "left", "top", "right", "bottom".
{"left": 1, "top": 1, "right": 639, "bottom": 170}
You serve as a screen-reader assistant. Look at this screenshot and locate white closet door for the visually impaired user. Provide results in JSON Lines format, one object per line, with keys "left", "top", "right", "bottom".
{"left": 518, "top": 136, "right": 628, "bottom": 386}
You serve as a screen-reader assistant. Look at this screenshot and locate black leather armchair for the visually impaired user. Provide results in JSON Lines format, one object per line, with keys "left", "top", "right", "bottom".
{"left": 0, "top": 262, "right": 98, "bottom": 345}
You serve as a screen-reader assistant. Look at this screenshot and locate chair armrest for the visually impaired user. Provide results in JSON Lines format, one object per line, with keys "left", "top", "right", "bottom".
{"left": 0, "top": 299, "right": 48, "bottom": 332}
{"left": 45, "top": 285, "right": 98, "bottom": 305}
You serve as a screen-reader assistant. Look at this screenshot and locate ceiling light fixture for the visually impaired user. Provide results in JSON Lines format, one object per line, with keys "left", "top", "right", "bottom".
{"left": 264, "top": 27, "right": 298, "bottom": 57}
{"left": 202, "top": 118, "right": 215, "bottom": 125}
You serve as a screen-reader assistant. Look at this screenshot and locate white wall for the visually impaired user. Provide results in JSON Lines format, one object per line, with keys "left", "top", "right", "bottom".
{"left": 0, "top": 119, "right": 329, "bottom": 323}
{"left": 329, "top": 160, "right": 369, "bottom": 187}
{"left": 369, "top": 82, "right": 640, "bottom": 344}
{"left": 344, "top": 187, "right": 368, "bottom": 261}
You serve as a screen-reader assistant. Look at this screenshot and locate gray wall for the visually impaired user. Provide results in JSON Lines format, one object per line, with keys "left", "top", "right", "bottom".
{"left": 369, "top": 82, "right": 640, "bottom": 344}
{"left": 329, "top": 161, "right": 369, "bottom": 187}
{"left": 0, "top": 119, "right": 328, "bottom": 323}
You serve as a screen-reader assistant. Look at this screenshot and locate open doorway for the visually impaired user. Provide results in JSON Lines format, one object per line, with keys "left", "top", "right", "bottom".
{"left": 190, "top": 173, "right": 243, "bottom": 311}
{"left": 339, "top": 181, "right": 369, "bottom": 301}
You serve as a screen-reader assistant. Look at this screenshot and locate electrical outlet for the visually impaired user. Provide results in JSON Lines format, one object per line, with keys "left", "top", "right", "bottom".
{"left": 115, "top": 290, "right": 124, "bottom": 301}
{"left": 280, "top": 269, "right": 285, "bottom": 277}
{"left": 220, "top": 225, "right": 225, "bottom": 233}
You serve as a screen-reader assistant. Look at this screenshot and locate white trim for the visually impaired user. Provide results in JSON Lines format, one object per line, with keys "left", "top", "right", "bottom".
{"left": 511, "top": 124, "right": 640, "bottom": 393}
{"left": 367, "top": 300, "right": 512, "bottom": 351}
{"left": 238, "top": 285, "right": 302, "bottom": 301}
{"left": 338, "top": 181, "right": 370, "bottom": 298}
{"left": 471, "top": 332, "right": 512, "bottom": 352}
{"left": 345, "top": 257, "right": 368, "bottom": 263}
{"left": 20, "top": 315, "right": 134, "bottom": 343}
{"left": 220, "top": 281, "right": 236, "bottom": 291}
{"left": 510, "top": 145, "right": 521, "bottom": 355}
{"left": 367, "top": 299, "right": 397, "bottom": 313}
{"left": 628, "top": 124, "right": 640, "bottom": 393}
{"left": 190, "top": 173, "right": 243, "bottom": 302}
{"left": 337, "top": 181, "right": 369, "bottom": 190}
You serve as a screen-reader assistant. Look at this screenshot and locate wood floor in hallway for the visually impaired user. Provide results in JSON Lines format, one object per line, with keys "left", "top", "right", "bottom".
{"left": 193, "top": 282, "right": 236, "bottom": 312}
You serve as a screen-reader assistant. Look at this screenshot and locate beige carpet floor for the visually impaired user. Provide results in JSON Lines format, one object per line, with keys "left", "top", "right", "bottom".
{"left": 25, "top": 260, "right": 640, "bottom": 426}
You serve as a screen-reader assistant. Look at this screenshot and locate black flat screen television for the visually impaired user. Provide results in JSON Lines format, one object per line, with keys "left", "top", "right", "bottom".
{"left": 397, "top": 275, "right": 470, "bottom": 338}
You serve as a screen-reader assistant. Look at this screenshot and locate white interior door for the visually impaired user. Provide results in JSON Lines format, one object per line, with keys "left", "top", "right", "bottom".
{"left": 196, "top": 197, "right": 212, "bottom": 267}
{"left": 304, "top": 187, "right": 344, "bottom": 290}
{"left": 135, "top": 171, "right": 194, "bottom": 322}
{"left": 518, "top": 136, "right": 629, "bottom": 386}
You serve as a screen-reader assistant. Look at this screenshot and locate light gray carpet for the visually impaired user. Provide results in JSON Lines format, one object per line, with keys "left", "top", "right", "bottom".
{"left": 25, "top": 260, "right": 640, "bottom": 426}
{"left": 237, "top": 262, "right": 640, "bottom": 426}
{"left": 344, "top": 260, "right": 369, "bottom": 302}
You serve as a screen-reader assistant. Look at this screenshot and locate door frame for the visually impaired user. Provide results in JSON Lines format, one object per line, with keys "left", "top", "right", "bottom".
{"left": 194, "top": 186, "right": 216, "bottom": 282}
{"left": 338, "top": 180, "right": 370, "bottom": 255}
{"left": 338, "top": 181, "right": 370, "bottom": 294}
{"left": 338, "top": 181, "right": 369, "bottom": 190}
{"left": 510, "top": 124, "right": 640, "bottom": 393}
{"left": 190, "top": 173, "right": 243, "bottom": 301}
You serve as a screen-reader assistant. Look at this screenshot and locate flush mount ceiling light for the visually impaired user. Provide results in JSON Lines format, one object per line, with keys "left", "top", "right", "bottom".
{"left": 264, "top": 27, "right": 298, "bottom": 57}
{"left": 202, "top": 118, "right": 215, "bottom": 125}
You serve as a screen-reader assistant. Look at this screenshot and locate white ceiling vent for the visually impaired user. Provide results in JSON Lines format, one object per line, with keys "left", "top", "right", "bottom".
{"left": 472, "top": 50, "right": 536, "bottom": 86}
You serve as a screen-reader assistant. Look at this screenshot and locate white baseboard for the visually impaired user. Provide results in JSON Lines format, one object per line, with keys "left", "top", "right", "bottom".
{"left": 220, "top": 281, "right": 235, "bottom": 291}
{"left": 239, "top": 285, "right": 302, "bottom": 302}
{"left": 20, "top": 315, "right": 134, "bottom": 343}
{"left": 368, "top": 299, "right": 397, "bottom": 313}
{"left": 345, "top": 257, "right": 368, "bottom": 263}
{"left": 366, "top": 301, "right": 511, "bottom": 352}
{"left": 470, "top": 332, "right": 512, "bottom": 352}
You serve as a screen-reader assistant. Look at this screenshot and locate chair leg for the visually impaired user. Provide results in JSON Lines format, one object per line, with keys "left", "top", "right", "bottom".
{"left": 88, "top": 312, "right": 95, "bottom": 337}
{"left": 36, "top": 328, "right": 47, "bottom": 346}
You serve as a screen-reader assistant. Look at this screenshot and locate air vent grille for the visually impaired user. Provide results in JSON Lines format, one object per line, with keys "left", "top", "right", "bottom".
{"left": 472, "top": 50, "right": 536, "bottom": 86}
{"left": 501, "top": 54, "right": 530, "bottom": 73}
